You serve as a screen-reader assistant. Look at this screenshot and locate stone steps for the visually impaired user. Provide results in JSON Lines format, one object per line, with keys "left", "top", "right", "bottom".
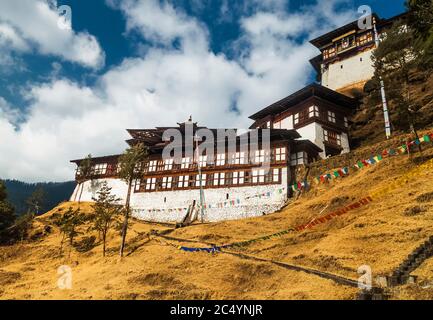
{"left": 387, "top": 236, "right": 433, "bottom": 287}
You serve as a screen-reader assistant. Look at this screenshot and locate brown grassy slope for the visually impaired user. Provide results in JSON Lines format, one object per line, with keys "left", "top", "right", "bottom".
{"left": 351, "top": 71, "right": 433, "bottom": 148}
{"left": 1, "top": 135, "right": 433, "bottom": 300}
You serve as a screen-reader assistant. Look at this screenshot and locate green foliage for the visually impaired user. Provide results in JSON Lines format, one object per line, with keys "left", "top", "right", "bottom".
{"left": 371, "top": 20, "right": 421, "bottom": 131}
{"left": 0, "top": 180, "right": 16, "bottom": 244}
{"left": 117, "top": 143, "right": 149, "bottom": 257}
{"left": 77, "top": 154, "right": 93, "bottom": 182}
{"left": 13, "top": 213, "right": 35, "bottom": 241}
{"left": 91, "top": 182, "right": 122, "bottom": 256}
{"left": 26, "top": 186, "right": 46, "bottom": 215}
{"left": 3, "top": 180, "right": 75, "bottom": 216}
{"left": 117, "top": 144, "right": 149, "bottom": 184}
{"left": 57, "top": 207, "right": 86, "bottom": 251}
{"left": 407, "top": 0, "right": 433, "bottom": 67}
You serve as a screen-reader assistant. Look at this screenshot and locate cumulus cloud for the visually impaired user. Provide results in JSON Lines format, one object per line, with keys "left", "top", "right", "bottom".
{"left": 0, "top": 0, "right": 357, "bottom": 182}
{"left": 0, "top": 0, "right": 105, "bottom": 68}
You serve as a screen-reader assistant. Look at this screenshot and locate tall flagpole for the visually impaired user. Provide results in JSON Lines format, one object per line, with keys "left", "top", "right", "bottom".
{"left": 373, "top": 17, "right": 392, "bottom": 139}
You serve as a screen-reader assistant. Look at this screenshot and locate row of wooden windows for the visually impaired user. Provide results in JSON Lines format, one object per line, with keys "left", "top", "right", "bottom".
{"left": 77, "top": 148, "right": 288, "bottom": 178}
{"left": 322, "top": 31, "right": 374, "bottom": 60}
{"left": 293, "top": 105, "right": 347, "bottom": 128}
{"left": 143, "top": 148, "right": 287, "bottom": 173}
{"left": 135, "top": 168, "right": 282, "bottom": 192}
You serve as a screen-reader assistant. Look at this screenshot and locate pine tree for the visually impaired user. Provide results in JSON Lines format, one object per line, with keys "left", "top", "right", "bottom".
{"left": 0, "top": 180, "right": 16, "bottom": 244}
{"left": 26, "top": 186, "right": 46, "bottom": 215}
{"left": 57, "top": 207, "right": 86, "bottom": 254}
{"left": 117, "top": 143, "right": 149, "bottom": 257}
{"left": 91, "top": 182, "right": 122, "bottom": 257}
{"left": 372, "top": 20, "right": 421, "bottom": 132}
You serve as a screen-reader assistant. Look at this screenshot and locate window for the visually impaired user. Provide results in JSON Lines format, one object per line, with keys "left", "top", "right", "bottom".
{"left": 266, "top": 121, "right": 271, "bottom": 128}
{"left": 273, "top": 169, "right": 280, "bottom": 182}
{"left": 148, "top": 160, "right": 157, "bottom": 172}
{"left": 309, "top": 105, "right": 320, "bottom": 118}
{"left": 274, "top": 147, "right": 286, "bottom": 162}
{"left": 252, "top": 169, "right": 266, "bottom": 184}
{"left": 216, "top": 153, "right": 225, "bottom": 166}
{"left": 344, "top": 117, "right": 349, "bottom": 128}
{"left": 328, "top": 111, "right": 336, "bottom": 123}
{"left": 290, "top": 152, "right": 308, "bottom": 166}
{"left": 177, "top": 175, "right": 190, "bottom": 188}
{"left": 358, "top": 32, "right": 373, "bottom": 46}
{"left": 294, "top": 113, "right": 299, "bottom": 125}
{"left": 162, "top": 177, "right": 172, "bottom": 189}
{"left": 232, "top": 171, "right": 245, "bottom": 185}
{"left": 255, "top": 150, "right": 265, "bottom": 163}
{"left": 134, "top": 179, "right": 141, "bottom": 192}
{"left": 198, "top": 155, "right": 207, "bottom": 167}
{"left": 273, "top": 121, "right": 281, "bottom": 129}
{"left": 234, "top": 152, "right": 245, "bottom": 165}
{"left": 294, "top": 110, "right": 308, "bottom": 125}
{"left": 213, "top": 173, "right": 225, "bottom": 186}
{"left": 340, "top": 65, "right": 343, "bottom": 69}
{"left": 323, "top": 46, "right": 336, "bottom": 60}
{"left": 181, "top": 157, "right": 190, "bottom": 169}
{"left": 93, "top": 163, "right": 108, "bottom": 175}
{"left": 195, "top": 174, "right": 207, "bottom": 187}
{"left": 324, "top": 129, "right": 341, "bottom": 146}
{"left": 164, "top": 159, "right": 174, "bottom": 170}
{"left": 145, "top": 178, "right": 156, "bottom": 191}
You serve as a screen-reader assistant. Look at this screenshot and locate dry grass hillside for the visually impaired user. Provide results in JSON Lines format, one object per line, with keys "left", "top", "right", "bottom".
{"left": 1, "top": 130, "right": 433, "bottom": 300}
{"left": 351, "top": 71, "right": 433, "bottom": 148}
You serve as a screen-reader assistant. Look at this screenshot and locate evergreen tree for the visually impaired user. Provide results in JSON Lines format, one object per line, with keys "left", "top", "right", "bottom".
{"left": 26, "top": 186, "right": 46, "bottom": 215}
{"left": 406, "top": 0, "right": 433, "bottom": 67}
{"left": 57, "top": 207, "right": 86, "bottom": 254}
{"left": 117, "top": 143, "right": 149, "bottom": 257}
{"left": 0, "top": 180, "right": 16, "bottom": 243}
{"left": 91, "top": 182, "right": 122, "bottom": 257}
{"left": 372, "top": 20, "right": 421, "bottom": 132}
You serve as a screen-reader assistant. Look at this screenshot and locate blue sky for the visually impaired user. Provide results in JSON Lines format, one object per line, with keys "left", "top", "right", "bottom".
{"left": 0, "top": 0, "right": 406, "bottom": 182}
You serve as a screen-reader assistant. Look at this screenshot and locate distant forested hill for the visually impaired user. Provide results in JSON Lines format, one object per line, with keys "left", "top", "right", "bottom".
{"left": 3, "top": 180, "right": 76, "bottom": 215}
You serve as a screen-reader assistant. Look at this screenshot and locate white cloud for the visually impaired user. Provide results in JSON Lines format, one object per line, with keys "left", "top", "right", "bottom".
{"left": 114, "top": 0, "right": 209, "bottom": 53}
{"left": 0, "top": 0, "right": 105, "bottom": 69}
{"left": 0, "top": 0, "right": 357, "bottom": 182}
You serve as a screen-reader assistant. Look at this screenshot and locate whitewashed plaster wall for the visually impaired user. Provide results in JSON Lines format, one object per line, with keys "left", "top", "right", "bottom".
{"left": 321, "top": 49, "right": 375, "bottom": 91}
{"left": 70, "top": 168, "right": 288, "bottom": 223}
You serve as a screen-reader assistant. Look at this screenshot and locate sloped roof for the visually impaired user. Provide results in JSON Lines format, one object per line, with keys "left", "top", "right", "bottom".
{"left": 248, "top": 83, "right": 357, "bottom": 121}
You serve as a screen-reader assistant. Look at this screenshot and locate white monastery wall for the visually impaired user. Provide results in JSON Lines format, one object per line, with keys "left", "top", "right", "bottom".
{"left": 280, "top": 115, "right": 293, "bottom": 130}
{"left": 321, "top": 49, "right": 375, "bottom": 91}
{"left": 70, "top": 178, "right": 128, "bottom": 203}
{"left": 341, "top": 132, "right": 350, "bottom": 154}
{"left": 295, "top": 123, "right": 326, "bottom": 158}
{"left": 70, "top": 168, "right": 288, "bottom": 223}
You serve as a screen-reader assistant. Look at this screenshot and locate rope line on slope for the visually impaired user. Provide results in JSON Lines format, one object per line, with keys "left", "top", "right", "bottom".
{"left": 151, "top": 235, "right": 360, "bottom": 288}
